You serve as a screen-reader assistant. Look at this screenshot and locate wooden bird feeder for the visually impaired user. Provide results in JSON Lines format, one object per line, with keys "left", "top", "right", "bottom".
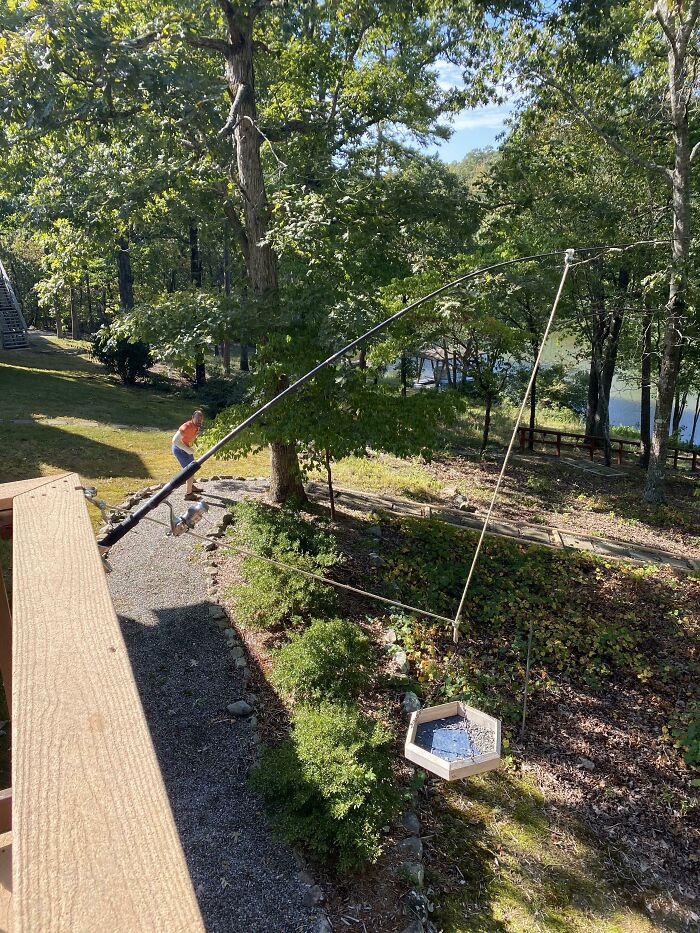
{"left": 404, "top": 700, "right": 502, "bottom": 781}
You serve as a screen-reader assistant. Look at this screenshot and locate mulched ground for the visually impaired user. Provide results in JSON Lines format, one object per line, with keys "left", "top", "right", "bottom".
{"left": 427, "top": 452, "right": 700, "bottom": 562}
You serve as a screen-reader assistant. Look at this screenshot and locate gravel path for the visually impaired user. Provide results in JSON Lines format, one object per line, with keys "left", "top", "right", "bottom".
{"left": 107, "top": 482, "right": 321, "bottom": 933}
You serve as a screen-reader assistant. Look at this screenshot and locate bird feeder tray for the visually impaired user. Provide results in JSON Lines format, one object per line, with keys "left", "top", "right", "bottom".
{"left": 404, "top": 700, "right": 502, "bottom": 781}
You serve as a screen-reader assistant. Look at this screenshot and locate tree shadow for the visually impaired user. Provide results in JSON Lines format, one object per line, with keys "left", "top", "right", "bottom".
{"left": 5, "top": 421, "right": 148, "bottom": 481}
{"left": 1, "top": 351, "right": 182, "bottom": 427}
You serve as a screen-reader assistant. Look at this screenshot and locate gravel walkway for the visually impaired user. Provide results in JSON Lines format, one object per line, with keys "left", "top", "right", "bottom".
{"left": 107, "top": 483, "right": 321, "bottom": 933}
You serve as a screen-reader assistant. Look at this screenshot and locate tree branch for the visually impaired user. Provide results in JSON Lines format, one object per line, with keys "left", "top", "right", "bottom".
{"left": 653, "top": 3, "right": 678, "bottom": 57}
{"left": 539, "top": 77, "right": 672, "bottom": 181}
{"left": 691, "top": 140, "right": 700, "bottom": 162}
{"left": 217, "top": 83, "right": 248, "bottom": 137}
{"left": 184, "top": 34, "right": 232, "bottom": 56}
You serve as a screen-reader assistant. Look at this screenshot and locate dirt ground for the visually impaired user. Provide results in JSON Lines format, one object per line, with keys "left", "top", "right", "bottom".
{"left": 427, "top": 451, "right": 700, "bottom": 561}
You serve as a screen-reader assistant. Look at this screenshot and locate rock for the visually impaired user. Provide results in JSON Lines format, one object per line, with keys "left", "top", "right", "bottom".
{"left": 315, "top": 915, "right": 333, "bottom": 933}
{"left": 404, "top": 889, "right": 431, "bottom": 923}
{"left": 369, "top": 551, "right": 384, "bottom": 568}
{"left": 367, "top": 525, "right": 383, "bottom": 539}
{"left": 221, "top": 513, "right": 234, "bottom": 528}
{"left": 245, "top": 693, "right": 258, "bottom": 706}
{"left": 235, "top": 656, "right": 248, "bottom": 669}
{"left": 302, "top": 885, "right": 324, "bottom": 908}
{"left": 458, "top": 502, "right": 477, "bottom": 513}
{"left": 209, "top": 475, "right": 221, "bottom": 481}
{"left": 394, "top": 649, "right": 410, "bottom": 674}
{"left": 400, "top": 921, "right": 424, "bottom": 933}
{"left": 386, "top": 627, "right": 398, "bottom": 644}
{"left": 397, "top": 836, "right": 423, "bottom": 859}
{"left": 402, "top": 811, "right": 421, "bottom": 835}
{"left": 578, "top": 757, "right": 596, "bottom": 771}
{"left": 227, "top": 700, "right": 253, "bottom": 717}
{"left": 204, "top": 541, "right": 218, "bottom": 552}
{"left": 402, "top": 692, "right": 422, "bottom": 715}
{"left": 296, "top": 870, "right": 315, "bottom": 886}
{"left": 209, "top": 605, "right": 227, "bottom": 619}
{"left": 400, "top": 862, "right": 424, "bottom": 888}
{"left": 248, "top": 715, "right": 257, "bottom": 728}
{"left": 230, "top": 646, "right": 244, "bottom": 659}
{"left": 215, "top": 619, "right": 229, "bottom": 631}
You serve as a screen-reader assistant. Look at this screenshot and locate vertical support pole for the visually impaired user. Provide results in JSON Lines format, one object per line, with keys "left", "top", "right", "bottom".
{"left": 673, "top": 446, "right": 679, "bottom": 469}
{"left": 556, "top": 432, "right": 561, "bottom": 457}
{"left": 617, "top": 441, "right": 623, "bottom": 465}
{"left": 693, "top": 450, "right": 697, "bottom": 471}
{"left": 520, "top": 614, "right": 535, "bottom": 740}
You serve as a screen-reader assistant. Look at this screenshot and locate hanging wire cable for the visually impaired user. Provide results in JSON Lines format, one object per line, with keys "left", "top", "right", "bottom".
{"left": 450, "top": 249, "right": 576, "bottom": 644}
{"left": 136, "top": 513, "right": 455, "bottom": 624}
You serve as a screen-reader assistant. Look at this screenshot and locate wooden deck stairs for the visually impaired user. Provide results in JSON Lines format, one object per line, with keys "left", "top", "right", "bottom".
{"left": 0, "top": 263, "right": 27, "bottom": 351}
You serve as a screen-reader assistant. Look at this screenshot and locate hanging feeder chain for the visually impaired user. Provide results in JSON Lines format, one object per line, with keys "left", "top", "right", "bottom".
{"left": 96, "top": 242, "right": 661, "bottom": 552}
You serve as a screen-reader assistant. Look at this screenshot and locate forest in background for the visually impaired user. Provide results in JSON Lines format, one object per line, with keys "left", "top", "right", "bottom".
{"left": 2, "top": 0, "right": 700, "bottom": 504}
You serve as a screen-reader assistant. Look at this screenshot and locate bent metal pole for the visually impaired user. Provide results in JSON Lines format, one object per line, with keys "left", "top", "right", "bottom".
{"left": 95, "top": 245, "right": 630, "bottom": 550}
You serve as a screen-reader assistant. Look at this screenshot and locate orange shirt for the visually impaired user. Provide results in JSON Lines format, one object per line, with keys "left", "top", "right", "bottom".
{"left": 179, "top": 419, "right": 200, "bottom": 447}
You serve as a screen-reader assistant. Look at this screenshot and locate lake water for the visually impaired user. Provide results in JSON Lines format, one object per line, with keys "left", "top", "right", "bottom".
{"left": 544, "top": 332, "right": 699, "bottom": 442}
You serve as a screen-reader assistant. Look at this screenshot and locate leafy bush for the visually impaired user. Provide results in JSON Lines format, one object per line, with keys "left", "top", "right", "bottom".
{"left": 271, "top": 618, "right": 376, "bottom": 701}
{"left": 251, "top": 702, "right": 400, "bottom": 870}
{"left": 181, "top": 373, "right": 251, "bottom": 417}
{"left": 670, "top": 702, "right": 700, "bottom": 772}
{"left": 92, "top": 327, "right": 152, "bottom": 385}
{"left": 506, "top": 364, "right": 588, "bottom": 417}
{"left": 228, "top": 500, "right": 341, "bottom": 628}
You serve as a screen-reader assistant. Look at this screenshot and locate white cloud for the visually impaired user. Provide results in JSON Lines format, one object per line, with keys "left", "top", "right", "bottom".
{"left": 448, "top": 106, "right": 513, "bottom": 131}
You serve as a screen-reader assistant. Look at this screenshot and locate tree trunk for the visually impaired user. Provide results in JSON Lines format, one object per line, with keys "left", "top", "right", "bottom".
{"left": 400, "top": 351, "right": 407, "bottom": 397}
{"left": 69, "top": 286, "right": 80, "bottom": 340}
{"left": 54, "top": 299, "right": 63, "bottom": 338}
{"left": 644, "top": 17, "right": 694, "bottom": 503}
{"left": 189, "top": 221, "right": 203, "bottom": 287}
{"left": 690, "top": 394, "right": 700, "bottom": 448}
{"left": 640, "top": 304, "right": 653, "bottom": 468}
{"left": 222, "top": 341, "right": 231, "bottom": 374}
{"left": 325, "top": 448, "right": 336, "bottom": 521}
{"left": 116, "top": 235, "right": 134, "bottom": 311}
{"left": 270, "top": 440, "right": 305, "bottom": 503}
{"left": 529, "top": 340, "right": 539, "bottom": 451}
{"left": 189, "top": 221, "right": 206, "bottom": 385}
{"left": 585, "top": 353, "right": 601, "bottom": 439}
{"left": 481, "top": 393, "right": 493, "bottom": 457}
{"left": 240, "top": 343, "right": 249, "bottom": 371}
{"left": 224, "top": 24, "right": 305, "bottom": 502}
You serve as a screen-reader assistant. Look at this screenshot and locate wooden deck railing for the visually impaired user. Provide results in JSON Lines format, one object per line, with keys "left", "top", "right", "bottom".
{"left": 517, "top": 426, "right": 699, "bottom": 470}
{"left": 0, "top": 473, "right": 204, "bottom": 932}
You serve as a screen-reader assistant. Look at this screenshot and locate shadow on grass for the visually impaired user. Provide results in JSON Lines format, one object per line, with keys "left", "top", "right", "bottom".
{"left": 1, "top": 351, "right": 185, "bottom": 427}
{"left": 2, "top": 421, "right": 148, "bottom": 483}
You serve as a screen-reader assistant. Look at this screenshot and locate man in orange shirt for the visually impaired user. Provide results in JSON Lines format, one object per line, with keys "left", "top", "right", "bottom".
{"left": 172, "top": 409, "right": 204, "bottom": 500}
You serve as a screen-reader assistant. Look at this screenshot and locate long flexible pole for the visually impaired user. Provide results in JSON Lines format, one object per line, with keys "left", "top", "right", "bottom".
{"left": 450, "top": 250, "right": 575, "bottom": 643}
{"left": 98, "top": 242, "right": 653, "bottom": 550}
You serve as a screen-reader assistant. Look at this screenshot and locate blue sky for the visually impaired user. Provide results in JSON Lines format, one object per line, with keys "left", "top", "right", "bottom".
{"left": 427, "top": 60, "right": 515, "bottom": 163}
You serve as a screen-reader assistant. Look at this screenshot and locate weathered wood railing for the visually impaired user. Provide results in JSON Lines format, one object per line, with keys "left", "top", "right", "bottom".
{"left": 517, "top": 426, "right": 699, "bottom": 470}
{"left": 0, "top": 474, "right": 204, "bottom": 932}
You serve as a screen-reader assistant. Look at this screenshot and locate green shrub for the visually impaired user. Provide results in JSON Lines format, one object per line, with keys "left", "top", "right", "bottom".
{"left": 670, "top": 702, "right": 700, "bottom": 772}
{"left": 251, "top": 702, "right": 400, "bottom": 870}
{"left": 271, "top": 618, "right": 376, "bottom": 701}
{"left": 228, "top": 500, "right": 341, "bottom": 628}
{"left": 91, "top": 327, "right": 152, "bottom": 384}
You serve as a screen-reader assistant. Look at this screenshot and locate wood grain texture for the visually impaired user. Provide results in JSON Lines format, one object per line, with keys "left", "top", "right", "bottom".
{"left": 0, "top": 562, "right": 10, "bottom": 718}
{"left": 12, "top": 474, "right": 204, "bottom": 932}
{"left": 0, "top": 831, "right": 11, "bottom": 933}
{"left": 0, "top": 476, "right": 72, "bottom": 512}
